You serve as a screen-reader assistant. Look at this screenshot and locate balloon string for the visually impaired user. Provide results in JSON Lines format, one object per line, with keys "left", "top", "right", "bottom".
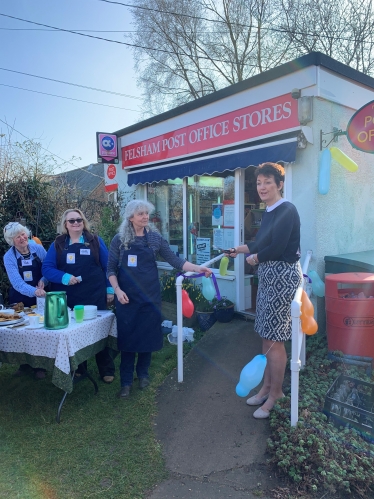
{"left": 178, "top": 272, "right": 221, "bottom": 301}
{"left": 264, "top": 341, "right": 276, "bottom": 357}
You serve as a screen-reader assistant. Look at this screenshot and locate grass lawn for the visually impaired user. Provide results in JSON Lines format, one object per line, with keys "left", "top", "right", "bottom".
{"left": 0, "top": 338, "right": 182, "bottom": 499}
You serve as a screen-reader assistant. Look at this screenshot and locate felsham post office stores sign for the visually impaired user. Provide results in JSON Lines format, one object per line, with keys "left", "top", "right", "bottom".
{"left": 122, "top": 94, "right": 298, "bottom": 167}
{"left": 347, "top": 100, "right": 374, "bottom": 153}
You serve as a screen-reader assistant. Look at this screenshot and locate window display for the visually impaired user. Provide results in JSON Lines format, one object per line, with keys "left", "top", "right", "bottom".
{"left": 147, "top": 180, "right": 184, "bottom": 259}
{"left": 187, "top": 173, "right": 235, "bottom": 269}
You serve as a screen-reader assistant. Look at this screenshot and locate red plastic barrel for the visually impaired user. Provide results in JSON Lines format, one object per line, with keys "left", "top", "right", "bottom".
{"left": 325, "top": 273, "right": 374, "bottom": 359}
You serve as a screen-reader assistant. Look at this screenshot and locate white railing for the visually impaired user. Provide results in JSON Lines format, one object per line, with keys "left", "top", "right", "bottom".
{"left": 175, "top": 253, "right": 225, "bottom": 382}
{"left": 174, "top": 246, "right": 314, "bottom": 425}
{"left": 290, "top": 250, "right": 313, "bottom": 426}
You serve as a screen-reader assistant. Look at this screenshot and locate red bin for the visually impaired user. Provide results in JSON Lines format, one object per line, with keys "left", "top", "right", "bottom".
{"left": 325, "top": 273, "right": 374, "bottom": 360}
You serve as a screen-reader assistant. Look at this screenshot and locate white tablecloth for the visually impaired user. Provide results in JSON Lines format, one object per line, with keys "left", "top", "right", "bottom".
{"left": 0, "top": 311, "right": 117, "bottom": 376}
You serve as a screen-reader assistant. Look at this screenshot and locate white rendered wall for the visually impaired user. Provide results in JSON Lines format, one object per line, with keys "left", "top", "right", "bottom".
{"left": 292, "top": 96, "right": 374, "bottom": 326}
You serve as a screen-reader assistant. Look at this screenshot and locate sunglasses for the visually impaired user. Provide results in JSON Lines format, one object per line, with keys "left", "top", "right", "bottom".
{"left": 66, "top": 218, "right": 83, "bottom": 225}
{"left": 4, "top": 222, "right": 18, "bottom": 232}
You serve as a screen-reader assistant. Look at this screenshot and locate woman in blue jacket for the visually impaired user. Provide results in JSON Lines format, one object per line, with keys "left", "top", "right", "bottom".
{"left": 42, "top": 209, "right": 115, "bottom": 382}
{"left": 3, "top": 222, "right": 48, "bottom": 379}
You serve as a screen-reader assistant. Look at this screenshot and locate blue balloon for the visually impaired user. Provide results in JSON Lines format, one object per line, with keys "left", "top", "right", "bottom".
{"left": 236, "top": 354, "right": 267, "bottom": 397}
{"left": 319, "top": 149, "right": 331, "bottom": 195}
{"left": 202, "top": 276, "right": 216, "bottom": 301}
{"left": 308, "top": 270, "right": 325, "bottom": 298}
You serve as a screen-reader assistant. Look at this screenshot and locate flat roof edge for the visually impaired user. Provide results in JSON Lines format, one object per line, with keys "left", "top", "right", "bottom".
{"left": 115, "top": 52, "right": 374, "bottom": 137}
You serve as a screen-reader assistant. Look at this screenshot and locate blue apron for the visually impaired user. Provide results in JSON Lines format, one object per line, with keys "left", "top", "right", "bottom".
{"left": 9, "top": 248, "right": 42, "bottom": 307}
{"left": 51, "top": 239, "right": 106, "bottom": 310}
{"left": 115, "top": 232, "right": 163, "bottom": 352}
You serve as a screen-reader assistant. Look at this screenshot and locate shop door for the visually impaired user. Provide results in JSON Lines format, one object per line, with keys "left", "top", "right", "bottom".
{"left": 237, "top": 166, "right": 261, "bottom": 315}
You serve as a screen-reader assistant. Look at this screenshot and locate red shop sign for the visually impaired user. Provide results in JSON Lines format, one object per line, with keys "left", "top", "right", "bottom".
{"left": 122, "top": 94, "right": 298, "bottom": 168}
{"left": 346, "top": 100, "right": 374, "bottom": 153}
{"left": 107, "top": 164, "right": 117, "bottom": 179}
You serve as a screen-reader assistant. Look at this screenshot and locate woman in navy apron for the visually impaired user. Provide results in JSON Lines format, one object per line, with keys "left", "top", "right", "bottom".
{"left": 107, "top": 200, "right": 212, "bottom": 399}
{"left": 3, "top": 222, "right": 48, "bottom": 379}
{"left": 42, "top": 209, "right": 115, "bottom": 382}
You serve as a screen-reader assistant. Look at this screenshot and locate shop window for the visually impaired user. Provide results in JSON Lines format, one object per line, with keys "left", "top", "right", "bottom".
{"left": 147, "top": 180, "right": 184, "bottom": 260}
{"left": 187, "top": 173, "right": 235, "bottom": 270}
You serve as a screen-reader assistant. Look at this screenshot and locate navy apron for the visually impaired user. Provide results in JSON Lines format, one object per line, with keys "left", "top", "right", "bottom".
{"left": 115, "top": 232, "right": 163, "bottom": 353}
{"left": 51, "top": 239, "right": 106, "bottom": 310}
{"left": 9, "top": 247, "right": 42, "bottom": 307}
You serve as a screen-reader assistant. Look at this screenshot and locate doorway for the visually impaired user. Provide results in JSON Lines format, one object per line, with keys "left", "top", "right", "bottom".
{"left": 238, "top": 166, "right": 261, "bottom": 316}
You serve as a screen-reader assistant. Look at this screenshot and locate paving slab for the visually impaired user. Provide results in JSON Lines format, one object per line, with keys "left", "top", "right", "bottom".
{"left": 149, "top": 318, "right": 281, "bottom": 499}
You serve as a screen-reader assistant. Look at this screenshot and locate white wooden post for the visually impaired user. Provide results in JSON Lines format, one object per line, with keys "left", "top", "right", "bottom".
{"left": 290, "top": 250, "right": 313, "bottom": 426}
{"left": 175, "top": 253, "right": 225, "bottom": 382}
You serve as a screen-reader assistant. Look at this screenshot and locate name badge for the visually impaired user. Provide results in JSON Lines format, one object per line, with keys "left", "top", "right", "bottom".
{"left": 23, "top": 271, "right": 33, "bottom": 282}
{"left": 128, "top": 255, "right": 137, "bottom": 267}
{"left": 80, "top": 249, "right": 90, "bottom": 255}
{"left": 67, "top": 253, "right": 76, "bottom": 264}
{"left": 21, "top": 259, "right": 32, "bottom": 267}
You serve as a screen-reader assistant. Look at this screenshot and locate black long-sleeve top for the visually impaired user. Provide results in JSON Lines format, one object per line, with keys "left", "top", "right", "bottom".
{"left": 246, "top": 201, "right": 300, "bottom": 264}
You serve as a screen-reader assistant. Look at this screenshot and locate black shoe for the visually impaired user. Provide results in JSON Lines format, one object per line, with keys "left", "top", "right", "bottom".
{"left": 13, "top": 364, "right": 32, "bottom": 377}
{"left": 139, "top": 378, "right": 150, "bottom": 390}
{"left": 34, "top": 370, "right": 46, "bottom": 380}
{"left": 117, "top": 385, "right": 131, "bottom": 398}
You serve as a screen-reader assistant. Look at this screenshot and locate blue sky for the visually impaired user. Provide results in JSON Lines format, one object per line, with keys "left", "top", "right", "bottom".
{"left": 0, "top": 0, "right": 142, "bottom": 172}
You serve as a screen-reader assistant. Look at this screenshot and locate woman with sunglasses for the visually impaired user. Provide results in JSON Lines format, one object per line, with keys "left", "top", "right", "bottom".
{"left": 42, "top": 209, "right": 115, "bottom": 382}
{"left": 3, "top": 221, "right": 48, "bottom": 379}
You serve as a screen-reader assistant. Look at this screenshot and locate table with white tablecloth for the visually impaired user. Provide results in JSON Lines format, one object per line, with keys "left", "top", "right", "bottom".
{"left": 0, "top": 311, "right": 118, "bottom": 394}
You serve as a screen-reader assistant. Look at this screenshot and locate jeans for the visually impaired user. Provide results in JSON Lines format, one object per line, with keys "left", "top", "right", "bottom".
{"left": 120, "top": 351, "right": 152, "bottom": 387}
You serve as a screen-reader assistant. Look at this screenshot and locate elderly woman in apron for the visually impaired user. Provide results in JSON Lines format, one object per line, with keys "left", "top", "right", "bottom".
{"left": 42, "top": 209, "right": 116, "bottom": 382}
{"left": 3, "top": 222, "right": 48, "bottom": 379}
{"left": 107, "top": 199, "right": 212, "bottom": 399}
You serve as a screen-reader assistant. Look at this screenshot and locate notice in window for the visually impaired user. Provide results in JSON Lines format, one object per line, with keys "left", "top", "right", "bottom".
{"left": 223, "top": 204, "right": 235, "bottom": 227}
{"left": 212, "top": 203, "right": 223, "bottom": 226}
{"left": 196, "top": 237, "right": 211, "bottom": 265}
{"left": 223, "top": 228, "right": 234, "bottom": 249}
{"left": 213, "top": 228, "right": 224, "bottom": 250}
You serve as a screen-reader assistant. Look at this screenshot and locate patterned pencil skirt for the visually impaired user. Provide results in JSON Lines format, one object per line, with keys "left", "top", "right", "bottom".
{"left": 254, "top": 260, "right": 302, "bottom": 342}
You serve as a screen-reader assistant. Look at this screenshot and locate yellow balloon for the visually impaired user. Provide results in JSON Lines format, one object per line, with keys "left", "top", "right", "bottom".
{"left": 330, "top": 147, "right": 358, "bottom": 172}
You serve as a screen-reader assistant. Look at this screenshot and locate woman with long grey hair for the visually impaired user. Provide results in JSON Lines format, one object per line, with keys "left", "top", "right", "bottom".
{"left": 107, "top": 199, "right": 212, "bottom": 399}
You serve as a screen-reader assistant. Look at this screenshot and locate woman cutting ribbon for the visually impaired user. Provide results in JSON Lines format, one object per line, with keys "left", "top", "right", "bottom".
{"left": 107, "top": 200, "right": 211, "bottom": 399}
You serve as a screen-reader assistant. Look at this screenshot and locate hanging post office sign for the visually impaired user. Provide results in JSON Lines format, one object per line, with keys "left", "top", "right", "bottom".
{"left": 346, "top": 100, "right": 374, "bottom": 153}
{"left": 96, "top": 132, "right": 119, "bottom": 163}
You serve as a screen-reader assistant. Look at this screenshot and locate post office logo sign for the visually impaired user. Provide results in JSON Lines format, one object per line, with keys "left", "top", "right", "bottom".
{"left": 346, "top": 100, "right": 374, "bottom": 153}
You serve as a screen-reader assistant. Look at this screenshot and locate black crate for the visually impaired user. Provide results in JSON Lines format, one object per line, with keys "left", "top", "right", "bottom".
{"left": 323, "top": 374, "right": 374, "bottom": 443}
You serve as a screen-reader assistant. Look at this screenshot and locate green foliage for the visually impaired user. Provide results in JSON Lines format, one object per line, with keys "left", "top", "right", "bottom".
{"left": 96, "top": 203, "right": 121, "bottom": 248}
{"left": 160, "top": 271, "right": 200, "bottom": 303}
{"left": 212, "top": 296, "right": 234, "bottom": 310}
{"left": 267, "top": 333, "right": 374, "bottom": 497}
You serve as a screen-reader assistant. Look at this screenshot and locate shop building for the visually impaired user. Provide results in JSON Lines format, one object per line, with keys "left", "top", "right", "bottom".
{"left": 106, "top": 52, "right": 374, "bottom": 319}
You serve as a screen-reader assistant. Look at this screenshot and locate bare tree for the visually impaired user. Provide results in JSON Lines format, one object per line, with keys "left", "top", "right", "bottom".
{"left": 128, "top": 0, "right": 374, "bottom": 116}
{"left": 130, "top": 0, "right": 286, "bottom": 116}
{"left": 280, "top": 0, "right": 374, "bottom": 74}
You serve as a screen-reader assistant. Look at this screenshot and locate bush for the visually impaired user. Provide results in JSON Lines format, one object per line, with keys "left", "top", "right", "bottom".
{"left": 212, "top": 296, "right": 234, "bottom": 310}
{"left": 267, "top": 333, "right": 374, "bottom": 496}
{"left": 160, "top": 271, "right": 202, "bottom": 304}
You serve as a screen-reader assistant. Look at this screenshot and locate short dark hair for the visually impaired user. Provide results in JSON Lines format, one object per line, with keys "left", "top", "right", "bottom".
{"left": 254, "top": 162, "right": 285, "bottom": 187}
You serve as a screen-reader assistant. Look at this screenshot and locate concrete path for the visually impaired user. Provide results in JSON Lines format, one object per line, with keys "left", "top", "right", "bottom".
{"left": 149, "top": 318, "right": 282, "bottom": 498}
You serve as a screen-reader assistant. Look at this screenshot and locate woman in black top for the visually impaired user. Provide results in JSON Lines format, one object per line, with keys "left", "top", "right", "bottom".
{"left": 229, "top": 163, "right": 302, "bottom": 419}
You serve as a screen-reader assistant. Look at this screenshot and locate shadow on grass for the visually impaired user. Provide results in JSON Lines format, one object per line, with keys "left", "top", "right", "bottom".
{"left": 0, "top": 337, "right": 184, "bottom": 499}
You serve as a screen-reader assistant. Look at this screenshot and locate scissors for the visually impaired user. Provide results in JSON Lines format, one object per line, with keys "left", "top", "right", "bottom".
{"left": 214, "top": 247, "right": 236, "bottom": 254}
